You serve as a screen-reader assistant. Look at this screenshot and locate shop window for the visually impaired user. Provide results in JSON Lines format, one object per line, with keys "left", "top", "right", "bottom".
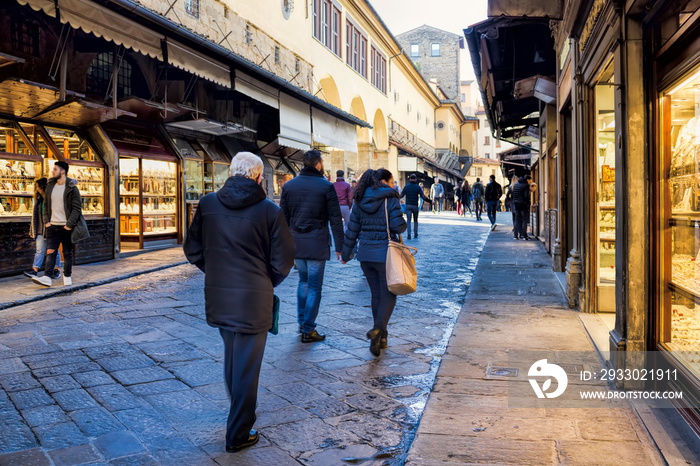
{"left": 431, "top": 43, "right": 441, "bottom": 57}
{"left": 271, "top": 158, "right": 294, "bottom": 197}
{"left": 346, "top": 20, "right": 367, "bottom": 77}
{"left": 45, "top": 127, "right": 98, "bottom": 162}
{"left": 594, "top": 59, "right": 616, "bottom": 311}
{"left": 185, "top": 0, "right": 199, "bottom": 18}
{"left": 371, "top": 46, "right": 387, "bottom": 94}
{"left": 410, "top": 44, "right": 419, "bottom": 58}
{"left": 314, "top": 0, "right": 341, "bottom": 56}
{"left": 658, "top": 65, "right": 700, "bottom": 359}
{"left": 10, "top": 20, "right": 40, "bottom": 57}
{"left": 0, "top": 120, "right": 32, "bottom": 156}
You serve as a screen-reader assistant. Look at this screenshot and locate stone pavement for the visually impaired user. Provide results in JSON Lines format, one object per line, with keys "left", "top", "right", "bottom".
{"left": 0, "top": 212, "right": 492, "bottom": 465}
{"left": 406, "top": 226, "right": 668, "bottom": 465}
{"left": 0, "top": 247, "right": 187, "bottom": 310}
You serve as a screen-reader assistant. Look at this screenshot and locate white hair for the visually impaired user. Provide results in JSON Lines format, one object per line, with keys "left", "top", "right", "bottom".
{"left": 229, "top": 152, "right": 264, "bottom": 179}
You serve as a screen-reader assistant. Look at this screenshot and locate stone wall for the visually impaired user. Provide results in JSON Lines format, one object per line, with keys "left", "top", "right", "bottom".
{"left": 396, "top": 26, "right": 461, "bottom": 101}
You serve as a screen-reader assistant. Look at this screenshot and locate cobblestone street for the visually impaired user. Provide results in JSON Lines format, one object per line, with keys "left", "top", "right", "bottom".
{"left": 0, "top": 213, "right": 492, "bottom": 465}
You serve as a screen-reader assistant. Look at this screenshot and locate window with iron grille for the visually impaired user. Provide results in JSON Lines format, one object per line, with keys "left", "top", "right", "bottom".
{"left": 86, "top": 52, "right": 132, "bottom": 98}
{"left": 11, "top": 20, "right": 40, "bottom": 57}
{"left": 185, "top": 0, "right": 200, "bottom": 18}
{"left": 313, "top": 0, "right": 341, "bottom": 56}
{"left": 371, "top": 46, "right": 387, "bottom": 94}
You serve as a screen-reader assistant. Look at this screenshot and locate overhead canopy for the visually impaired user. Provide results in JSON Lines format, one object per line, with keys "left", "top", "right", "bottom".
{"left": 0, "top": 78, "right": 134, "bottom": 125}
{"left": 235, "top": 72, "right": 279, "bottom": 109}
{"left": 166, "top": 40, "right": 232, "bottom": 88}
{"left": 166, "top": 118, "right": 254, "bottom": 137}
{"left": 17, "top": 0, "right": 164, "bottom": 60}
{"left": 488, "top": 0, "right": 563, "bottom": 19}
{"left": 464, "top": 17, "right": 555, "bottom": 147}
{"left": 278, "top": 93, "right": 312, "bottom": 151}
{"left": 311, "top": 108, "right": 358, "bottom": 152}
{"left": 0, "top": 52, "right": 25, "bottom": 69}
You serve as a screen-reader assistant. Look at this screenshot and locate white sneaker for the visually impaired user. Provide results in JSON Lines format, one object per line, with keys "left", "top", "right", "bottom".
{"left": 32, "top": 275, "right": 52, "bottom": 287}
{"left": 64, "top": 276, "right": 72, "bottom": 286}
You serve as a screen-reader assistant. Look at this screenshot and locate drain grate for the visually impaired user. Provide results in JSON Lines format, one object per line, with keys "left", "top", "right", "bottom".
{"left": 485, "top": 366, "right": 519, "bottom": 378}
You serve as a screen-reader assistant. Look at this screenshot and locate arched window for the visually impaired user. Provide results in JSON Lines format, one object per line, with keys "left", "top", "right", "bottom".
{"left": 86, "top": 52, "right": 133, "bottom": 98}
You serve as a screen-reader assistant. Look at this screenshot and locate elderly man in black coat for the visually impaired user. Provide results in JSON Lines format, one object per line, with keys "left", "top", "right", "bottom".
{"left": 280, "top": 150, "right": 344, "bottom": 343}
{"left": 184, "top": 152, "right": 295, "bottom": 453}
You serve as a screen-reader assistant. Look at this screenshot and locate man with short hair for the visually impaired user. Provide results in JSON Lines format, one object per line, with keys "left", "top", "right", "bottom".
{"left": 184, "top": 152, "right": 295, "bottom": 453}
{"left": 484, "top": 174, "right": 503, "bottom": 231}
{"left": 511, "top": 174, "right": 533, "bottom": 240}
{"left": 430, "top": 179, "right": 444, "bottom": 213}
{"left": 400, "top": 174, "right": 432, "bottom": 239}
{"left": 281, "top": 150, "right": 344, "bottom": 343}
{"left": 333, "top": 170, "right": 353, "bottom": 226}
{"left": 471, "top": 177, "right": 485, "bottom": 221}
{"left": 32, "top": 161, "right": 89, "bottom": 287}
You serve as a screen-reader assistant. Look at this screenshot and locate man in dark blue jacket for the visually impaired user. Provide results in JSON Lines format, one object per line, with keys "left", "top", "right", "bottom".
{"left": 281, "top": 150, "right": 344, "bottom": 343}
{"left": 184, "top": 152, "right": 295, "bottom": 453}
{"left": 400, "top": 174, "right": 431, "bottom": 239}
{"left": 511, "top": 175, "right": 533, "bottom": 240}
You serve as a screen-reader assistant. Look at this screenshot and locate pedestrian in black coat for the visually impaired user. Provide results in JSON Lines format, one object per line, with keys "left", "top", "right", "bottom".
{"left": 342, "top": 169, "right": 407, "bottom": 356}
{"left": 280, "top": 150, "right": 344, "bottom": 343}
{"left": 184, "top": 152, "right": 295, "bottom": 453}
{"left": 511, "top": 175, "right": 533, "bottom": 240}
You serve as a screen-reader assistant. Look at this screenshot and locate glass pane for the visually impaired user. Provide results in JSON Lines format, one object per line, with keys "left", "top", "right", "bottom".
{"left": 0, "top": 158, "right": 39, "bottom": 217}
{"left": 0, "top": 120, "right": 31, "bottom": 155}
{"left": 185, "top": 159, "right": 203, "bottom": 201}
{"left": 661, "top": 64, "right": 700, "bottom": 360}
{"left": 142, "top": 159, "right": 177, "bottom": 235}
{"left": 45, "top": 127, "right": 97, "bottom": 161}
{"left": 119, "top": 158, "right": 140, "bottom": 223}
{"left": 595, "top": 61, "right": 617, "bottom": 309}
{"left": 214, "top": 163, "right": 229, "bottom": 191}
{"left": 72, "top": 166, "right": 104, "bottom": 215}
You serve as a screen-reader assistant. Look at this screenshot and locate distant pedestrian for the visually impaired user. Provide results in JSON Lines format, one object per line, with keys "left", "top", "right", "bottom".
{"left": 32, "top": 162, "right": 89, "bottom": 287}
{"left": 430, "top": 179, "right": 444, "bottom": 213}
{"left": 511, "top": 175, "right": 533, "bottom": 240}
{"left": 484, "top": 174, "right": 503, "bottom": 230}
{"left": 418, "top": 182, "right": 426, "bottom": 211}
{"left": 333, "top": 170, "right": 353, "bottom": 226}
{"left": 184, "top": 152, "right": 295, "bottom": 453}
{"left": 281, "top": 150, "right": 344, "bottom": 343}
{"left": 24, "top": 177, "right": 62, "bottom": 279}
{"left": 400, "top": 174, "right": 431, "bottom": 239}
{"left": 342, "top": 169, "right": 407, "bottom": 356}
{"left": 393, "top": 180, "right": 401, "bottom": 194}
{"left": 457, "top": 180, "right": 472, "bottom": 217}
{"left": 471, "top": 178, "right": 485, "bottom": 221}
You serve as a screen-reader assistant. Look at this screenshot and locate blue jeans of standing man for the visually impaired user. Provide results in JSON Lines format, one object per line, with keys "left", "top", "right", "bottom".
{"left": 486, "top": 200, "right": 499, "bottom": 225}
{"left": 296, "top": 259, "right": 326, "bottom": 333}
{"left": 405, "top": 205, "right": 419, "bottom": 236}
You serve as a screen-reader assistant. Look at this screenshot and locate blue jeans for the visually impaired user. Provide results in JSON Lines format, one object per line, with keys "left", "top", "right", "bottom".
{"left": 296, "top": 259, "right": 326, "bottom": 333}
{"left": 33, "top": 234, "right": 61, "bottom": 270}
{"left": 486, "top": 200, "right": 499, "bottom": 225}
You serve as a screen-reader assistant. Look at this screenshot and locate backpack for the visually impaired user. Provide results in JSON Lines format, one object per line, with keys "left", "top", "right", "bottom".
{"left": 472, "top": 183, "right": 484, "bottom": 200}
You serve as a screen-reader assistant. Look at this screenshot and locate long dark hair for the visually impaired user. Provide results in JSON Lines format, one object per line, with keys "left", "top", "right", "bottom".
{"left": 352, "top": 168, "right": 394, "bottom": 202}
{"left": 35, "top": 178, "right": 48, "bottom": 200}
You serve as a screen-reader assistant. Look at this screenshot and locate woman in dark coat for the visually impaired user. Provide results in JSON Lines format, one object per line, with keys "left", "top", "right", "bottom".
{"left": 459, "top": 180, "right": 472, "bottom": 217}
{"left": 341, "top": 169, "right": 407, "bottom": 356}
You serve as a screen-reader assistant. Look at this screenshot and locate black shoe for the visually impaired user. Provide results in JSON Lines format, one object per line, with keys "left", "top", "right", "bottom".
{"left": 301, "top": 330, "right": 326, "bottom": 343}
{"left": 522, "top": 236, "right": 531, "bottom": 240}
{"left": 414, "top": 233, "right": 419, "bottom": 238}
{"left": 24, "top": 270, "right": 38, "bottom": 278}
{"left": 367, "top": 329, "right": 382, "bottom": 357}
{"left": 407, "top": 234, "right": 411, "bottom": 240}
{"left": 226, "top": 430, "right": 259, "bottom": 452}
{"left": 52, "top": 269, "right": 61, "bottom": 279}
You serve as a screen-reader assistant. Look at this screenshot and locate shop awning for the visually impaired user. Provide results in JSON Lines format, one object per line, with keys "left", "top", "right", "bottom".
{"left": 166, "top": 40, "right": 232, "bottom": 88}
{"left": 488, "top": 0, "right": 563, "bottom": 19}
{"left": 166, "top": 119, "right": 254, "bottom": 137}
{"left": 0, "top": 52, "right": 25, "bottom": 69}
{"left": 278, "top": 93, "right": 312, "bottom": 151}
{"left": 311, "top": 108, "right": 357, "bottom": 152}
{"left": 17, "top": 0, "right": 164, "bottom": 60}
{"left": 0, "top": 78, "right": 134, "bottom": 125}
{"left": 235, "top": 72, "right": 279, "bottom": 109}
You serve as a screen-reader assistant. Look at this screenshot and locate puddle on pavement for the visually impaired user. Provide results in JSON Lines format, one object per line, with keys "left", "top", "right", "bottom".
{"left": 341, "top": 451, "right": 397, "bottom": 464}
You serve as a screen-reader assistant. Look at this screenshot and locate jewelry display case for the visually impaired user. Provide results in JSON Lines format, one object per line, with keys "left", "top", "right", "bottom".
{"left": 659, "top": 66, "right": 700, "bottom": 359}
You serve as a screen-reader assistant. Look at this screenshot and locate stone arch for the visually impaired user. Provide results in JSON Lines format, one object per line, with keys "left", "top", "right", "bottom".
{"left": 318, "top": 75, "right": 342, "bottom": 109}
{"left": 372, "top": 108, "right": 388, "bottom": 151}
